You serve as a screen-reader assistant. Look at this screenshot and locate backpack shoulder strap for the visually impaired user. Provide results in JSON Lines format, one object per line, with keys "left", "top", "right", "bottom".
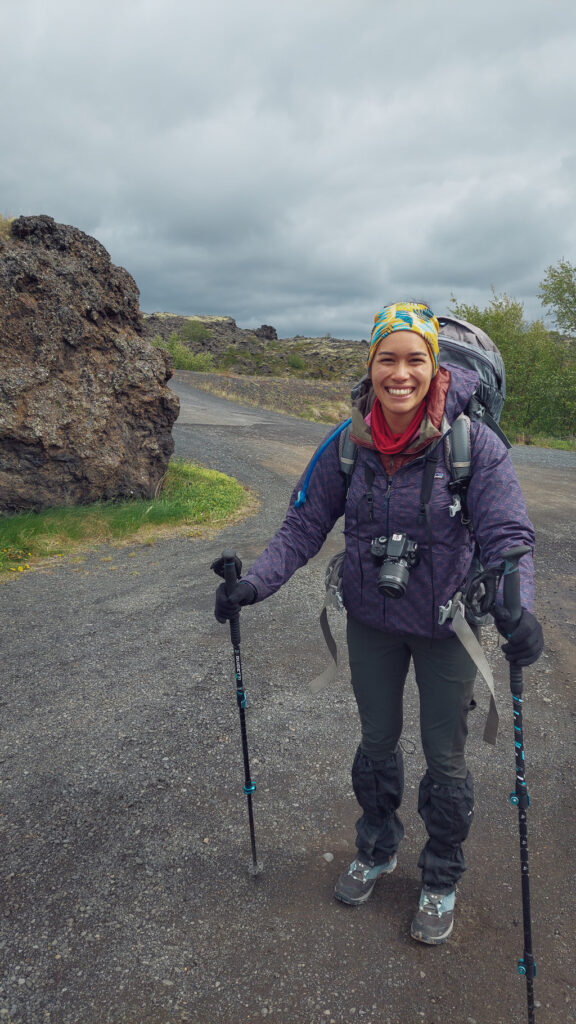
{"left": 418, "top": 442, "right": 441, "bottom": 524}
{"left": 467, "top": 395, "right": 511, "bottom": 448}
{"left": 338, "top": 422, "right": 358, "bottom": 493}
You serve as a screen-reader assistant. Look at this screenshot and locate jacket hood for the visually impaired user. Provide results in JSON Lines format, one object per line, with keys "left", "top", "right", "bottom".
{"left": 442, "top": 363, "right": 480, "bottom": 423}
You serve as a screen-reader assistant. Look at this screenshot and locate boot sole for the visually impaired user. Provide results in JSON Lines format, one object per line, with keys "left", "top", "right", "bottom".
{"left": 334, "top": 885, "right": 376, "bottom": 906}
{"left": 410, "top": 918, "right": 454, "bottom": 945}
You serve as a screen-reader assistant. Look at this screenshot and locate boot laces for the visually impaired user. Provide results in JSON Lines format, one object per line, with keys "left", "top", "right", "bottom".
{"left": 349, "top": 859, "right": 370, "bottom": 881}
{"left": 421, "top": 892, "right": 448, "bottom": 918}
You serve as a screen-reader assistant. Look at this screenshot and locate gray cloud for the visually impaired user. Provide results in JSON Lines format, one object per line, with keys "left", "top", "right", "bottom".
{"left": 2, "top": 0, "right": 576, "bottom": 338}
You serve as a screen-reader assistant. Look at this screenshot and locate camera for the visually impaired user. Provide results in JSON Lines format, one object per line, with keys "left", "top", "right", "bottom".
{"left": 370, "top": 533, "right": 420, "bottom": 598}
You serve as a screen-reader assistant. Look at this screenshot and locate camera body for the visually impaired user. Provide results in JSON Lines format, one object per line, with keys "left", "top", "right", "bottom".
{"left": 370, "top": 533, "right": 420, "bottom": 598}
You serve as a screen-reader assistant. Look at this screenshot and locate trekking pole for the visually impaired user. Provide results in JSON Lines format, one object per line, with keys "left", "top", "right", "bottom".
{"left": 501, "top": 545, "right": 537, "bottom": 1024}
{"left": 216, "top": 549, "right": 262, "bottom": 877}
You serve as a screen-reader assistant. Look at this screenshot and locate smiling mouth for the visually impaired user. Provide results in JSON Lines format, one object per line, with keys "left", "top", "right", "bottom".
{"left": 386, "top": 387, "right": 414, "bottom": 396}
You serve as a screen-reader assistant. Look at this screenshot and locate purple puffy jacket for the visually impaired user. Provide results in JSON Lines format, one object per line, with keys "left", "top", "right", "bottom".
{"left": 243, "top": 366, "right": 535, "bottom": 639}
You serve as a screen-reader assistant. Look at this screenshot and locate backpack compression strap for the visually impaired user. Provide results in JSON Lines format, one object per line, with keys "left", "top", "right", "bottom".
{"left": 445, "top": 414, "right": 472, "bottom": 522}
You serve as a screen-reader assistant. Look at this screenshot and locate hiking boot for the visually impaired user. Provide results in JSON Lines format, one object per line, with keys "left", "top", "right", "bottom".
{"left": 334, "top": 854, "right": 397, "bottom": 906}
{"left": 410, "top": 887, "right": 456, "bottom": 945}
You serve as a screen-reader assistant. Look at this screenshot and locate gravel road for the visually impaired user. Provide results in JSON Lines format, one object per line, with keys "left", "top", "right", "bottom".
{"left": 1, "top": 374, "right": 575, "bottom": 1024}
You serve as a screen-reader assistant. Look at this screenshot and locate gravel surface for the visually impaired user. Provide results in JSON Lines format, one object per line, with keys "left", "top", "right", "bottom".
{"left": 1, "top": 375, "right": 575, "bottom": 1024}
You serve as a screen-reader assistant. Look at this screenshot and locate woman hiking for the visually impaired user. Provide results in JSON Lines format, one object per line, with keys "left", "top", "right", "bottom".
{"left": 213, "top": 300, "right": 543, "bottom": 945}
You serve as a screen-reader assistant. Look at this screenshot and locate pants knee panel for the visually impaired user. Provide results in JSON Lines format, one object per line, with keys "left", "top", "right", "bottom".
{"left": 352, "top": 746, "right": 404, "bottom": 821}
{"left": 418, "top": 770, "right": 475, "bottom": 848}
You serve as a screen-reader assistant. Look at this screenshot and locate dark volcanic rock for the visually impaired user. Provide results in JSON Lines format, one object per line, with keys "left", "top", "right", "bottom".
{"left": 142, "top": 312, "right": 273, "bottom": 353}
{"left": 0, "top": 215, "right": 180, "bottom": 512}
{"left": 252, "top": 324, "right": 277, "bottom": 340}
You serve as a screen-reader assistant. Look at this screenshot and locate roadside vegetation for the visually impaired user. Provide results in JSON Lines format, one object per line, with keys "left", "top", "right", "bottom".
{"left": 0, "top": 213, "right": 14, "bottom": 238}
{"left": 188, "top": 373, "right": 352, "bottom": 425}
{"left": 151, "top": 331, "right": 216, "bottom": 372}
{"left": 0, "top": 459, "right": 254, "bottom": 575}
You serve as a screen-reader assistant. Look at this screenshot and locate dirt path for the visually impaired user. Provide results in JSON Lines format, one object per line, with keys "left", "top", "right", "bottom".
{"left": 1, "top": 377, "right": 574, "bottom": 1024}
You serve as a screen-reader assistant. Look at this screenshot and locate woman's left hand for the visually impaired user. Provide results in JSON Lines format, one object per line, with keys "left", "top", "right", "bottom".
{"left": 493, "top": 606, "right": 544, "bottom": 666}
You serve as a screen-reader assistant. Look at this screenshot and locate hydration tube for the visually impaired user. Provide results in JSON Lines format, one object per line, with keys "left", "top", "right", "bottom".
{"left": 294, "top": 418, "right": 352, "bottom": 508}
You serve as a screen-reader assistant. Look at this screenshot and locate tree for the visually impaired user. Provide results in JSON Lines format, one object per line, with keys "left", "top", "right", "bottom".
{"left": 449, "top": 289, "right": 574, "bottom": 438}
{"left": 538, "top": 259, "right": 576, "bottom": 337}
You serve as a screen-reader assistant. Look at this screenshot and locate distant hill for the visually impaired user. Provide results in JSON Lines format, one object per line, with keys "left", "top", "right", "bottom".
{"left": 142, "top": 312, "right": 368, "bottom": 381}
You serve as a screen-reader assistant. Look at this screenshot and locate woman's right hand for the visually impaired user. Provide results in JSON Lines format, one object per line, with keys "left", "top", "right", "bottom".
{"left": 214, "top": 580, "right": 257, "bottom": 623}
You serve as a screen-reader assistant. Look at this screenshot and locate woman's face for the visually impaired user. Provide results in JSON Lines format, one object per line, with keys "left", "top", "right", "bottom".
{"left": 370, "top": 330, "right": 434, "bottom": 431}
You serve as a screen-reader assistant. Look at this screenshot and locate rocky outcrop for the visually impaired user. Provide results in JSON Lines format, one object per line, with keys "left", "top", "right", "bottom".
{"left": 142, "top": 312, "right": 368, "bottom": 380}
{"left": 0, "top": 215, "right": 180, "bottom": 513}
{"left": 143, "top": 313, "right": 278, "bottom": 352}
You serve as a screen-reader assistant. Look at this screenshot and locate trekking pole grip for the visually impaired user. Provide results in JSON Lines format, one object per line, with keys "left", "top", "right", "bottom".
{"left": 501, "top": 545, "right": 531, "bottom": 629}
{"left": 501, "top": 545, "right": 531, "bottom": 697}
{"left": 222, "top": 548, "right": 241, "bottom": 646}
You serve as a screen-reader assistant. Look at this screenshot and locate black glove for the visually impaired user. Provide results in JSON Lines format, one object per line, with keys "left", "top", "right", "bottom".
{"left": 493, "top": 606, "right": 544, "bottom": 666}
{"left": 214, "top": 580, "right": 257, "bottom": 623}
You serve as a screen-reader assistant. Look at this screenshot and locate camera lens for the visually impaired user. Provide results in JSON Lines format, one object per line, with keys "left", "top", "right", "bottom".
{"left": 377, "top": 562, "right": 410, "bottom": 598}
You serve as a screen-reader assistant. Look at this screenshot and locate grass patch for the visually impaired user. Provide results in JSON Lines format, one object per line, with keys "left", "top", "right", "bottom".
{"left": 188, "top": 372, "right": 351, "bottom": 424}
{"left": 288, "top": 352, "right": 307, "bottom": 371}
{"left": 0, "top": 459, "right": 254, "bottom": 575}
{"left": 505, "top": 432, "right": 576, "bottom": 450}
{"left": 0, "top": 214, "right": 14, "bottom": 239}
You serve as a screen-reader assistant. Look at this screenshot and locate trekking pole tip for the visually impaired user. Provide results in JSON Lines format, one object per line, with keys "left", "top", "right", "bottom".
{"left": 248, "top": 859, "right": 264, "bottom": 877}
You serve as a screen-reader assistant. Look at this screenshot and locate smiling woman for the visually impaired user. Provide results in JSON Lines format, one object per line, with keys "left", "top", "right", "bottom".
{"left": 212, "top": 298, "right": 543, "bottom": 947}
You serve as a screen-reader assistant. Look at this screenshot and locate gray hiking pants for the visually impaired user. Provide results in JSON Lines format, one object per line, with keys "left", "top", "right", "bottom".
{"left": 347, "top": 615, "right": 477, "bottom": 891}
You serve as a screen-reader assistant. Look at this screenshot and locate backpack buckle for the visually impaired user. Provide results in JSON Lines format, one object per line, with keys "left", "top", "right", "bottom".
{"left": 449, "top": 494, "right": 462, "bottom": 518}
{"left": 438, "top": 591, "right": 462, "bottom": 625}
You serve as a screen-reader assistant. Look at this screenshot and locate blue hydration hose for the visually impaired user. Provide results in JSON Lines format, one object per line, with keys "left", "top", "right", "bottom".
{"left": 294, "top": 418, "right": 352, "bottom": 508}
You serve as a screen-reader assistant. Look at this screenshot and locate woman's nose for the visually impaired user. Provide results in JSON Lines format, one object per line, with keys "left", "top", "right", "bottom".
{"left": 392, "top": 361, "right": 410, "bottom": 378}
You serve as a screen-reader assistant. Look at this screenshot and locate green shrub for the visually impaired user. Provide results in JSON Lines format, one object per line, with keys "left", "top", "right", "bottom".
{"left": 218, "top": 346, "right": 240, "bottom": 370}
{"left": 151, "top": 333, "right": 214, "bottom": 371}
{"left": 288, "top": 353, "right": 306, "bottom": 371}
{"left": 179, "top": 320, "right": 211, "bottom": 344}
{"left": 183, "top": 351, "right": 215, "bottom": 372}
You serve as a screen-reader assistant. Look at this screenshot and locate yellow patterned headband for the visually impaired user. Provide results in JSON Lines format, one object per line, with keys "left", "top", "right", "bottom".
{"left": 368, "top": 302, "right": 440, "bottom": 374}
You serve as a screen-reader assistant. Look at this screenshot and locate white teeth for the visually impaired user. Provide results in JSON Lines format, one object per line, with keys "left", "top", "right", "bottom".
{"left": 387, "top": 388, "right": 413, "bottom": 396}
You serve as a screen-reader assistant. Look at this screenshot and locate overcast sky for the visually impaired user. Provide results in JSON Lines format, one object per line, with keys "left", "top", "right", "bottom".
{"left": 3, "top": 0, "right": 576, "bottom": 339}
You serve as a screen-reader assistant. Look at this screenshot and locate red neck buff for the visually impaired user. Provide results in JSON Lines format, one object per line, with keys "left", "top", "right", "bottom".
{"left": 370, "top": 398, "right": 426, "bottom": 455}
